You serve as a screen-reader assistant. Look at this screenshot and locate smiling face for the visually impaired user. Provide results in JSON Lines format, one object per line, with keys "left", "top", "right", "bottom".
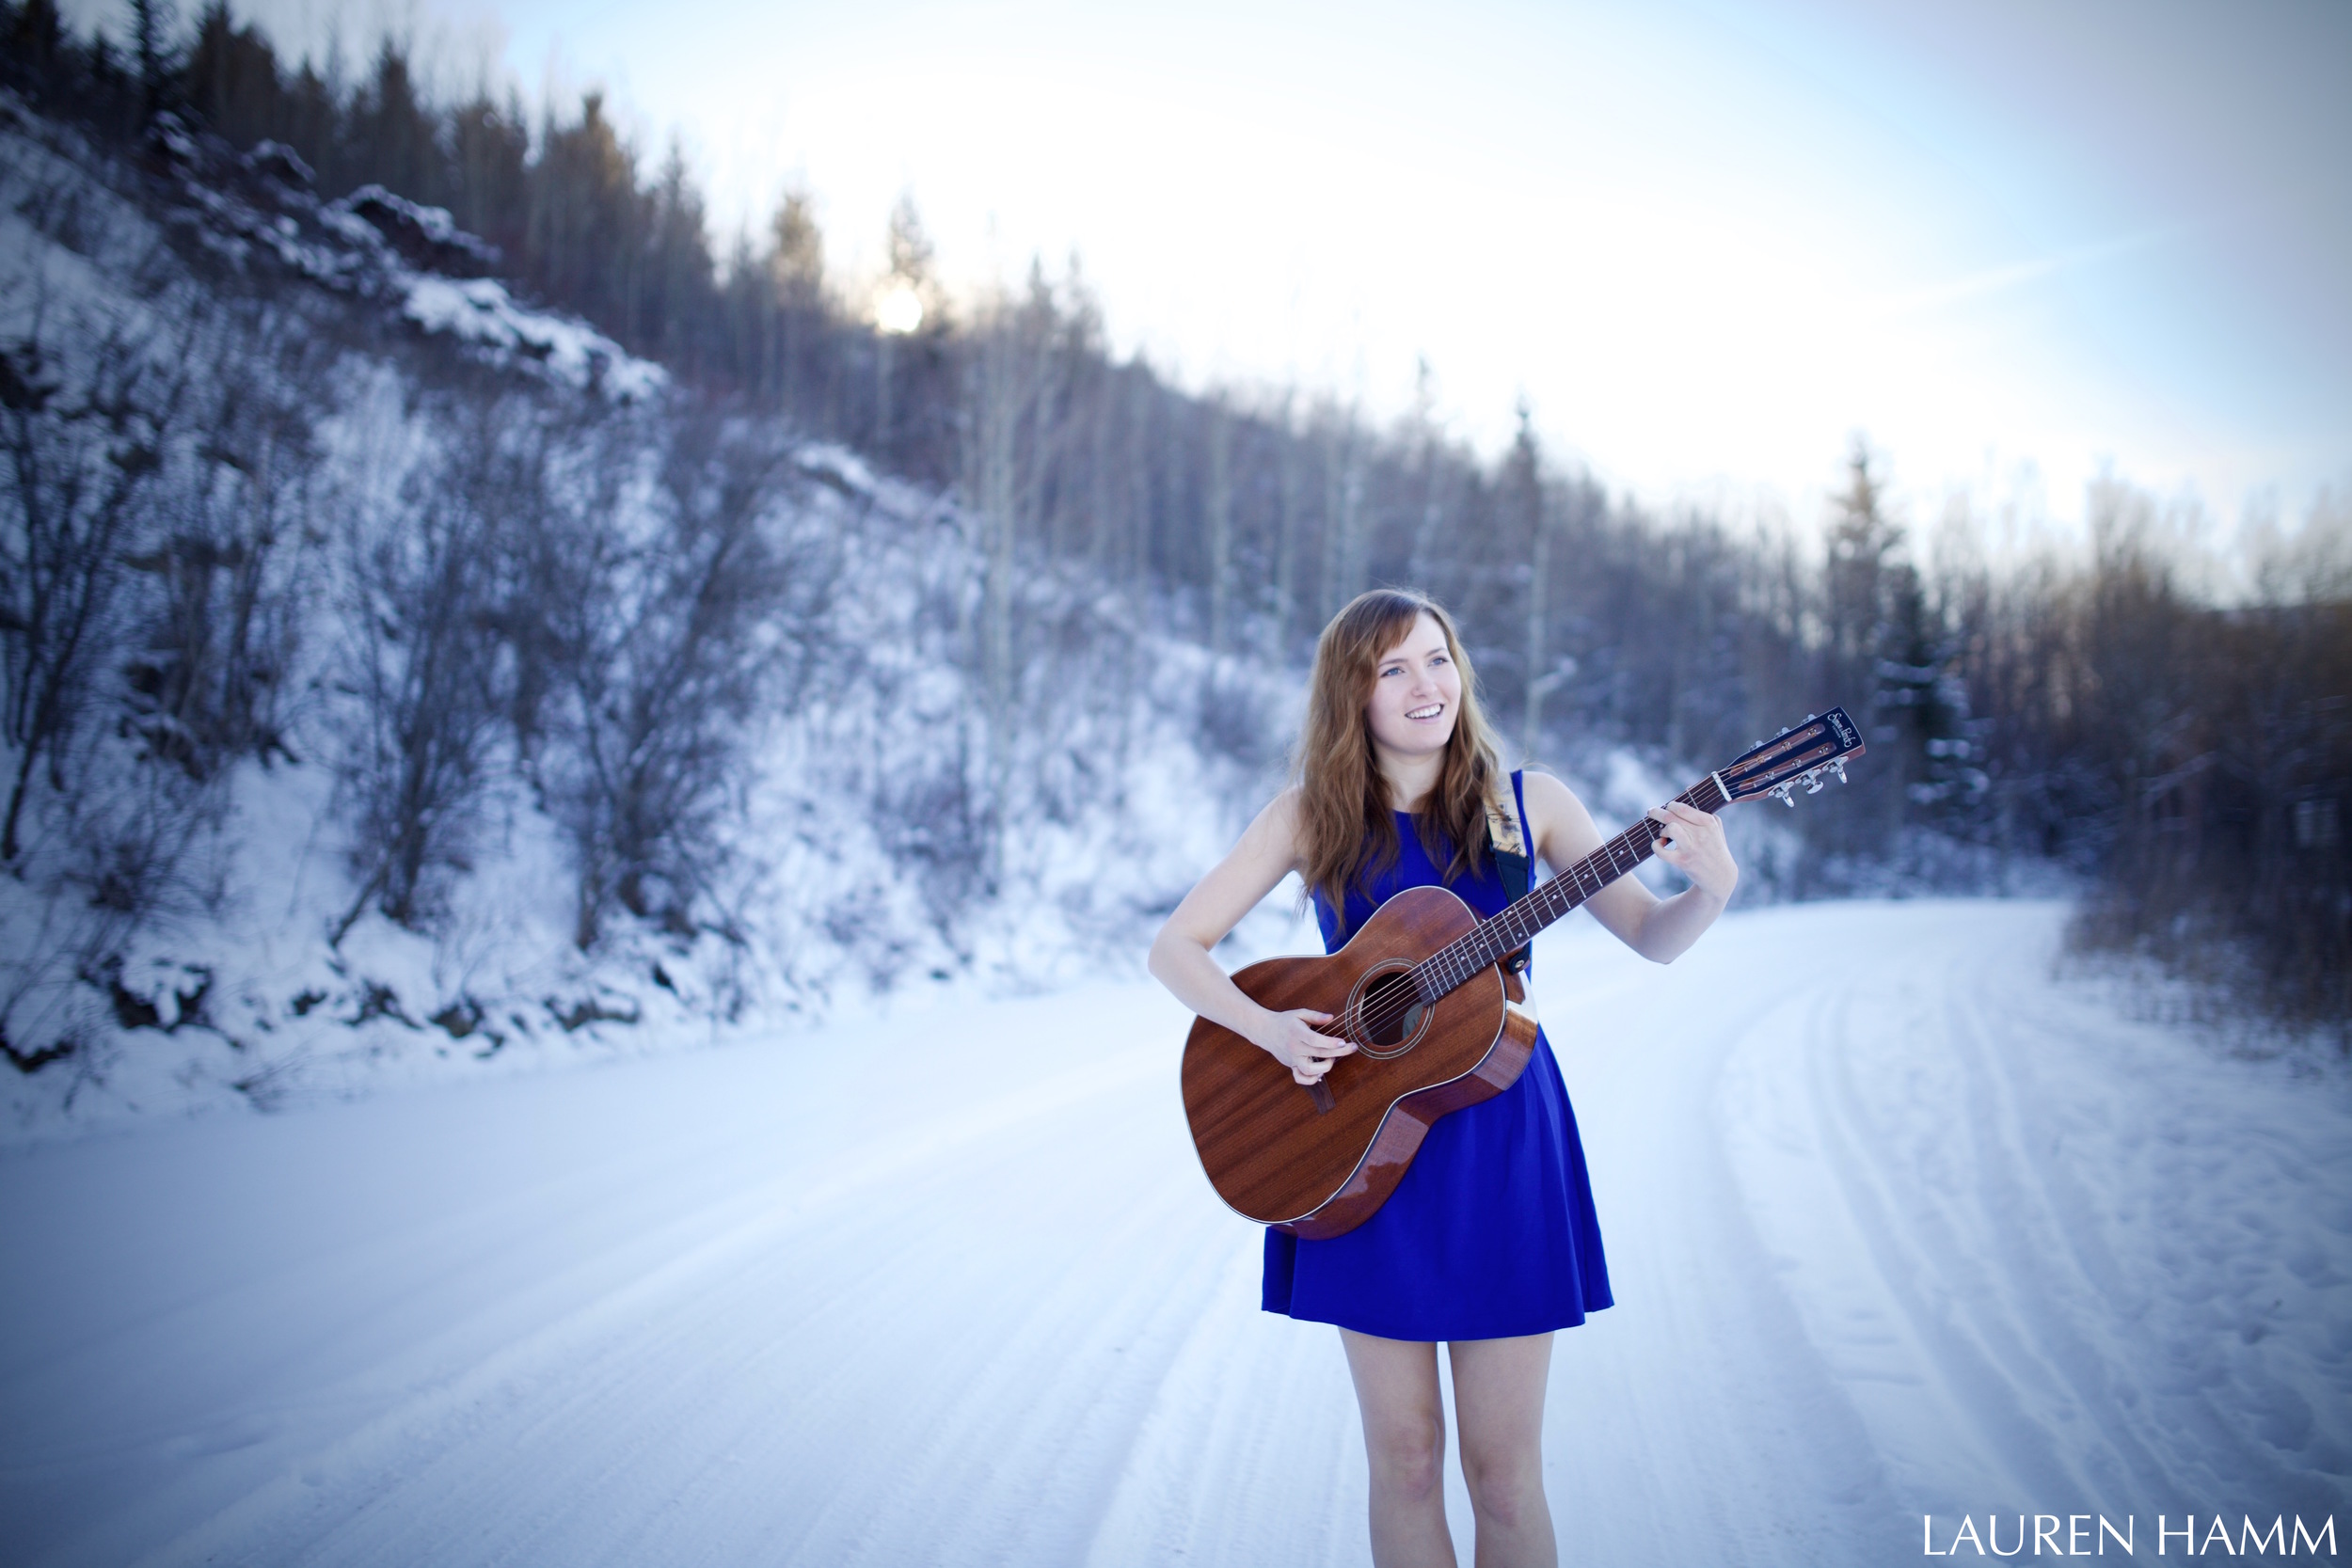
{"left": 1362, "top": 611, "right": 1463, "bottom": 770}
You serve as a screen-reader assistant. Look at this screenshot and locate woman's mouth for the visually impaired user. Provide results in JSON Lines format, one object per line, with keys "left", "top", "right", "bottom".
{"left": 1406, "top": 704, "right": 1445, "bottom": 721}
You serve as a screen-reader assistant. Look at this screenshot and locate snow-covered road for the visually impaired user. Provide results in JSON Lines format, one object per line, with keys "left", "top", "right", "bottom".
{"left": 3, "top": 901, "right": 2345, "bottom": 1566}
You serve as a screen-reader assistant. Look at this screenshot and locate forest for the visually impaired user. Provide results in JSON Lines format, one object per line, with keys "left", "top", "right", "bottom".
{"left": 2, "top": 0, "right": 2345, "bottom": 1096}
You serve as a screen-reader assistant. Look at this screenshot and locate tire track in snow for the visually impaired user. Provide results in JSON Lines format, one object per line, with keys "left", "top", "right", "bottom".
{"left": 1723, "top": 901, "right": 2352, "bottom": 1533}
{"left": 1968, "top": 936, "right": 2352, "bottom": 1516}
{"left": 1927, "top": 931, "right": 2201, "bottom": 1500}
{"left": 8, "top": 904, "right": 2345, "bottom": 1567}
{"left": 134, "top": 1048, "right": 1218, "bottom": 1567}
{"left": 1539, "top": 911, "right": 1899, "bottom": 1565}
{"left": 1795, "top": 940, "right": 2113, "bottom": 1500}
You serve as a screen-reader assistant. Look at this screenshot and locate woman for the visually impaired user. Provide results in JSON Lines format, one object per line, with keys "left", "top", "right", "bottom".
{"left": 1147, "top": 588, "right": 1739, "bottom": 1568}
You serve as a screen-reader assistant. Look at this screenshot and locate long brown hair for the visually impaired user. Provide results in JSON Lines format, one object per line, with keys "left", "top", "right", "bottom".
{"left": 1294, "top": 588, "right": 1508, "bottom": 920}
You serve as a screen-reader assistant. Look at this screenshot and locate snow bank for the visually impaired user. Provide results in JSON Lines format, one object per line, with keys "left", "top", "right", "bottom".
{"left": 401, "top": 275, "right": 666, "bottom": 399}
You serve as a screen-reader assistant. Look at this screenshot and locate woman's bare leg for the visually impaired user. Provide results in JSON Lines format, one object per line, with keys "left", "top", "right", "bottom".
{"left": 1340, "top": 1328, "right": 1456, "bottom": 1568}
{"left": 1448, "top": 1333, "right": 1556, "bottom": 1568}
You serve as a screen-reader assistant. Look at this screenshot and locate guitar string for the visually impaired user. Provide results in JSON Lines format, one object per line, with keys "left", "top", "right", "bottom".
{"left": 1326, "top": 734, "right": 1837, "bottom": 1048}
{"left": 1424, "top": 734, "right": 1839, "bottom": 1012}
{"left": 1336, "top": 811, "right": 1672, "bottom": 1042}
{"left": 1369, "top": 734, "right": 1842, "bottom": 1035}
{"left": 1340, "top": 818, "right": 1668, "bottom": 1043}
{"left": 1328, "top": 777, "right": 1716, "bottom": 1047}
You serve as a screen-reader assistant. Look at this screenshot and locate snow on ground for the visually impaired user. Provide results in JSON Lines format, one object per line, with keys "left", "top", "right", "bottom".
{"left": 0, "top": 900, "right": 2344, "bottom": 1567}
{"left": 398, "top": 274, "right": 666, "bottom": 399}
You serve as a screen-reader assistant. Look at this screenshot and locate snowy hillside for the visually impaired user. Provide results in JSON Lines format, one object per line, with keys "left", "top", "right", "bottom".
{"left": 1, "top": 901, "right": 2342, "bottom": 1566}
{"left": 0, "top": 89, "right": 1285, "bottom": 1139}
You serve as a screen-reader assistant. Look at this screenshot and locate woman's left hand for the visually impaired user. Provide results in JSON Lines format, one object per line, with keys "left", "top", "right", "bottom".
{"left": 1647, "top": 801, "right": 1739, "bottom": 901}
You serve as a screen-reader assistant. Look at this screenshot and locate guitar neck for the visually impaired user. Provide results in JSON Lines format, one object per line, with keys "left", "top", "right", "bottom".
{"left": 1412, "top": 772, "right": 1730, "bottom": 1002}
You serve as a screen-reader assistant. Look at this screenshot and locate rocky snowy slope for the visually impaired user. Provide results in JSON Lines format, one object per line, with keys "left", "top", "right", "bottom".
{"left": 0, "top": 89, "right": 1284, "bottom": 1140}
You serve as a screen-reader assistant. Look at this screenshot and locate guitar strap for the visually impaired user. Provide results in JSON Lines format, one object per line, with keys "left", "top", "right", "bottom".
{"left": 1485, "top": 769, "right": 1534, "bottom": 975}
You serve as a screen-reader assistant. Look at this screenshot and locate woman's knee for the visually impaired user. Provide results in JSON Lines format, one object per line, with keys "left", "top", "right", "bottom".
{"left": 1458, "top": 1442, "right": 1545, "bottom": 1528}
{"left": 1365, "top": 1411, "right": 1447, "bottom": 1499}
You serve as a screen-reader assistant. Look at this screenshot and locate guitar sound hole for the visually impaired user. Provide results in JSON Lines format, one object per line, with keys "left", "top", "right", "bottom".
{"left": 1359, "top": 970, "right": 1426, "bottom": 1053}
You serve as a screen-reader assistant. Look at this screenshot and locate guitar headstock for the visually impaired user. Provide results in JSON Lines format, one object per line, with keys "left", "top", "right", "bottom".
{"left": 1717, "top": 708, "right": 1866, "bottom": 806}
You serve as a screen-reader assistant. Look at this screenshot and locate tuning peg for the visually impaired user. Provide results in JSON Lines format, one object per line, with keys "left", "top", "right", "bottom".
{"left": 1769, "top": 783, "right": 1796, "bottom": 806}
{"left": 1804, "top": 771, "right": 1825, "bottom": 794}
{"left": 1831, "top": 760, "right": 1848, "bottom": 784}
{"left": 1774, "top": 726, "right": 1790, "bottom": 738}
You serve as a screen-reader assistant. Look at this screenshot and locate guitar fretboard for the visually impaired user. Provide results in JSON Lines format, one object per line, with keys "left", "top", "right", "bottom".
{"left": 1410, "top": 774, "right": 1730, "bottom": 1003}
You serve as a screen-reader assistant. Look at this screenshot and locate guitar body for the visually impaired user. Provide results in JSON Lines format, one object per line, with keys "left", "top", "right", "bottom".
{"left": 1180, "top": 884, "right": 1542, "bottom": 1240}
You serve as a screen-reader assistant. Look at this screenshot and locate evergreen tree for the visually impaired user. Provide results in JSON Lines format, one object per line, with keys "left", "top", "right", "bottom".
{"left": 643, "top": 140, "right": 713, "bottom": 368}
{"left": 885, "top": 192, "right": 940, "bottom": 322}
{"left": 348, "top": 40, "right": 439, "bottom": 206}
{"left": 8, "top": 0, "right": 67, "bottom": 81}
{"left": 278, "top": 56, "right": 340, "bottom": 185}
{"left": 126, "top": 0, "right": 177, "bottom": 119}
{"left": 528, "top": 92, "right": 644, "bottom": 338}
{"left": 445, "top": 90, "right": 529, "bottom": 258}
{"left": 770, "top": 189, "right": 823, "bottom": 305}
{"left": 184, "top": 3, "right": 279, "bottom": 150}
{"left": 1816, "top": 440, "right": 1981, "bottom": 853}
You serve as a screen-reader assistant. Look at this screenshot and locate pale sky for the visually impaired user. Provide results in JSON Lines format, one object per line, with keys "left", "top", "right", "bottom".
{"left": 129, "top": 0, "right": 2352, "bottom": 539}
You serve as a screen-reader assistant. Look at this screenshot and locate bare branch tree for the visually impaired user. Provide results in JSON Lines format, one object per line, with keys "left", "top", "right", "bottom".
{"left": 0, "top": 309, "right": 192, "bottom": 863}
{"left": 329, "top": 404, "right": 516, "bottom": 943}
{"left": 526, "top": 409, "right": 833, "bottom": 948}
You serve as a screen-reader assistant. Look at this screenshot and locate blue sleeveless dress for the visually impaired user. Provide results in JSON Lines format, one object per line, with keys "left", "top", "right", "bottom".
{"left": 1262, "top": 771, "right": 1614, "bottom": 1341}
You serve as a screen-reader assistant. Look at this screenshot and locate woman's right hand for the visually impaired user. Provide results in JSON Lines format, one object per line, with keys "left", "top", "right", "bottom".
{"left": 1249, "top": 1006, "right": 1352, "bottom": 1086}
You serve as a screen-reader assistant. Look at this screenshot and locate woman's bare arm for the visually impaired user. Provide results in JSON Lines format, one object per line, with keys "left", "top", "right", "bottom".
{"left": 1518, "top": 771, "right": 1738, "bottom": 964}
{"left": 1147, "top": 790, "right": 1353, "bottom": 1086}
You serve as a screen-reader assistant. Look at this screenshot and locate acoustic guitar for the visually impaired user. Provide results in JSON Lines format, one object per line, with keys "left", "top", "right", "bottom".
{"left": 1180, "top": 708, "right": 1867, "bottom": 1239}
